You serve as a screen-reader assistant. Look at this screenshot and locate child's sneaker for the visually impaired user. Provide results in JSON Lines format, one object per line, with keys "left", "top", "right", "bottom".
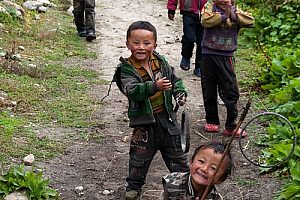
{"left": 86, "top": 31, "right": 96, "bottom": 41}
{"left": 193, "top": 68, "right": 201, "bottom": 77}
{"left": 180, "top": 57, "right": 190, "bottom": 71}
{"left": 223, "top": 128, "right": 247, "bottom": 138}
{"left": 125, "top": 190, "right": 140, "bottom": 200}
{"left": 204, "top": 123, "right": 219, "bottom": 132}
{"left": 77, "top": 30, "right": 86, "bottom": 37}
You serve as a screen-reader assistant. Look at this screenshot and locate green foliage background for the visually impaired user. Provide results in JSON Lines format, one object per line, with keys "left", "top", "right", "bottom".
{"left": 240, "top": 0, "right": 300, "bottom": 199}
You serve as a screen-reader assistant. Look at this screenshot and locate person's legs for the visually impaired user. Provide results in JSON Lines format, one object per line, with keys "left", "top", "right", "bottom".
{"left": 217, "top": 57, "right": 240, "bottom": 131}
{"left": 157, "top": 112, "right": 189, "bottom": 173}
{"left": 201, "top": 55, "right": 220, "bottom": 126}
{"left": 180, "top": 15, "right": 196, "bottom": 70}
{"left": 194, "top": 20, "right": 204, "bottom": 77}
{"left": 125, "top": 126, "right": 156, "bottom": 199}
{"left": 72, "top": 0, "right": 85, "bottom": 36}
{"left": 84, "top": 0, "right": 96, "bottom": 41}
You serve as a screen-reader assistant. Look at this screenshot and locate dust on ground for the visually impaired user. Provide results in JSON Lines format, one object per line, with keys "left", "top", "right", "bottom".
{"left": 38, "top": 0, "right": 282, "bottom": 199}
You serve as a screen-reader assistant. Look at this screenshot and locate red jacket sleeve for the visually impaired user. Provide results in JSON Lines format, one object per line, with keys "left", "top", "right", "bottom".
{"left": 167, "top": 0, "right": 178, "bottom": 11}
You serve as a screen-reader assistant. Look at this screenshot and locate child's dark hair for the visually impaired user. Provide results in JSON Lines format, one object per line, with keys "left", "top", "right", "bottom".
{"left": 126, "top": 21, "right": 157, "bottom": 42}
{"left": 191, "top": 141, "right": 233, "bottom": 182}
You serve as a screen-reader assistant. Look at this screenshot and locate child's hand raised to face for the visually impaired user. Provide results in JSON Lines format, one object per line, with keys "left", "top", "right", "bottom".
{"left": 216, "top": 0, "right": 232, "bottom": 11}
{"left": 156, "top": 77, "right": 172, "bottom": 91}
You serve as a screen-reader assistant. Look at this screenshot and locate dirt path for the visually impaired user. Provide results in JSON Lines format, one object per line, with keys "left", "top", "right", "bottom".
{"left": 39, "top": 0, "right": 282, "bottom": 199}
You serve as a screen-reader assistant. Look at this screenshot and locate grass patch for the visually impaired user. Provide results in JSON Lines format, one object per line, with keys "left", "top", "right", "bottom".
{"left": 0, "top": 112, "right": 64, "bottom": 163}
{"left": 0, "top": 1, "right": 104, "bottom": 164}
{"left": 235, "top": 47, "right": 262, "bottom": 90}
{"left": 236, "top": 177, "right": 258, "bottom": 187}
{"left": 0, "top": 8, "right": 96, "bottom": 63}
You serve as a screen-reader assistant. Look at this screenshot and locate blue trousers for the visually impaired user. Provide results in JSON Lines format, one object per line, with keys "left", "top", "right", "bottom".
{"left": 181, "top": 15, "right": 204, "bottom": 69}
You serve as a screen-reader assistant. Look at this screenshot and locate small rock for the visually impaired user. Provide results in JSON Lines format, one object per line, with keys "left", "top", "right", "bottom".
{"left": 12, "top": 54, "right": 21, "bottom": 61}
{"left": 38, "top": 6, "right": 47, "bottom": 13}
{"left": 18, "top": 46, "right": 25, "bottom": 51}
{"left": 123, "top": 117, "right": 129, "bottom": 122}
{"left": 23, "top": 154, "right": 34, "bottom": 166}
{"left": 10, "top": 101, "right": 17, "bottom": 106}
{"left": 4, "top": 190, "right": 28, "bottom": 200}
{"left": 23, "top": 1, "right": 43, "bottom": 10}
{"left": 35, "top": 14, "right": 40, "bottom": 20}
{"left": 122, "top": 136, "right": 129, "bottom": 143}
{"left": 28, "top": 64, "right": 37, "bottom": 68}
{"left": 102, "top": 190, "right": 110, "bottom": 195}
{"left": 67, "top": 6, "right": 73, "bottom": 16}
{"left": 75, "top": 186, "right": 84, "bottom": 193}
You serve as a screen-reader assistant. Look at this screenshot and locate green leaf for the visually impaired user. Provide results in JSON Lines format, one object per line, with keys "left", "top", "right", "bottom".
{"left": 45, "top": 188, "right": 58, "bottom": 197}
{"left": 290, "top": 161, "right": 300, "bottom": 181}
{"left": 280, "top": 182, "right": 300, "bottom": 199}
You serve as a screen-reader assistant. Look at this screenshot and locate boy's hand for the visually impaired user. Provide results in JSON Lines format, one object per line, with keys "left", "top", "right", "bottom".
{"left": 224, "top": 2, "right": 231, "bottom": 17}
{"left": 168, "top": 14, "right": 174, "bottom": 20}
{"left": 156, "top": 77, "right": 172, "bottom": 91}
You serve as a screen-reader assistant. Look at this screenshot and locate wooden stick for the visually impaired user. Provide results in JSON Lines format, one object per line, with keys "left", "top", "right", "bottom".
{"left": 200, "top": 99, "right": 251, "bottom": 200}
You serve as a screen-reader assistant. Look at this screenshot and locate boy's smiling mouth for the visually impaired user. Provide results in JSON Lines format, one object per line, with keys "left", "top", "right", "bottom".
{"left": 196, "top": 171, "right": 208, "bottom": 180}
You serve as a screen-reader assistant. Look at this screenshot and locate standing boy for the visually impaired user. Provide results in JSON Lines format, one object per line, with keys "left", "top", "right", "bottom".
{"left": 72, "top": 0, "right": 96, "bottom": 41}
{"left": 167, "top": 0, "right": 207, "bottom": 77}
{"left": 200, "top": 0, "right": 254, "bottom": 136}
{"left": 115, "top": 21, "right": 189, "bottom": 200}
{"left": 163, "top": 141, "right": 233, "bottom": 199}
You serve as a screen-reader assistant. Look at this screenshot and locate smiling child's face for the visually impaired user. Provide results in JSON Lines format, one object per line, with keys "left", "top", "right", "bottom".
{"left": 190, "top": 147, "right": 228, "bottom": 187}
{"left": 214, "top": 0, "right": 232, "bottom": 10}
{"left": 126, "top": 29, "right": 157, "bottom": 64}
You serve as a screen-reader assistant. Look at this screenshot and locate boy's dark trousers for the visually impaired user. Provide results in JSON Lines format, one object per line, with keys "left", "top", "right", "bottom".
{"left": 181, "top": 15, "right": 204, "bottom": 69}
{"left": 72, "top": 0, "right": 95, "bottom": 33}
{"left": 200, "top": 54, "right": 240, "bottom": 131}
{"left": 126, "top": 111, "right": 189, "bottom": 192}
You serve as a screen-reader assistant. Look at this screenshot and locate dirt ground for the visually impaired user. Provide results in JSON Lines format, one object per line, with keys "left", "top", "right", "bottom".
{"left": 38, "top": 0, "right": 283, "bottom": 199}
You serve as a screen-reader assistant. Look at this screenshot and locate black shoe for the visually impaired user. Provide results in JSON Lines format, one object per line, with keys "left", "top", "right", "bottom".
{"left": 180, "top": 57, "right": 190, "bottom": 71}
{"left": 86, "top": 32, "right": 96, "bottom": 41}
{"left": 193, "top": 68, "right": 201, "bottom": 77}
{"left": 77, "top": 30, "right": 86, "bottom": 37}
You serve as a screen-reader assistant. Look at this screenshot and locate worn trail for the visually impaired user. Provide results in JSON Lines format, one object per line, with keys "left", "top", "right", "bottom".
{"left": 39, "top": 0, "right": 282, "bottom": 199}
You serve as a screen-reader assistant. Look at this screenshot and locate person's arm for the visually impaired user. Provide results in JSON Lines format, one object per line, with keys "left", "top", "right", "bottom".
{"left": 167, "top": 0, "right": 178, "bottom": 20}
{"left": 120, "top": 67, "right": 159, "bottom": 101}
{"left": 201, "top": 2, "right": 226, "bottom": 27}
{"left": 236, "top": 7, "right": 255, "bottom": 28}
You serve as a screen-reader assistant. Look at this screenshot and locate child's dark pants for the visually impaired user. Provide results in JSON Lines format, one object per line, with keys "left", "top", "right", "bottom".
{"left": 200, "top": 54, "right": 240, "bottom": 131}
{"left": 181, "top": 15, "right": 204, "bottom": 69}
{"left": 126, "top": 111, "right": 189, "bottom": 192}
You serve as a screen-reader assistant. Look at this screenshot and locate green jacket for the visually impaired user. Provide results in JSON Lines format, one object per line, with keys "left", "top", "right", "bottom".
{"left": 115, "top": 51, "right": 187, "bottom": 127}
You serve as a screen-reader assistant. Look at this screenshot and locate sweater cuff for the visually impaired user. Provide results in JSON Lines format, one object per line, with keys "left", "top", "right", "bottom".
{"left": 221, "top": 14, "right": 228, "bottom": 23}
{"left": 152, "top": 81, "right": 160, "bottom": 93}
{"left": 230, "top": 6, "right": 237, "bottom": 22}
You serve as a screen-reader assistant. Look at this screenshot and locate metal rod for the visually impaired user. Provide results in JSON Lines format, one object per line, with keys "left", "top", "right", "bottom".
{"left": 200, "top": 98, "right": 251, "bottom": 200}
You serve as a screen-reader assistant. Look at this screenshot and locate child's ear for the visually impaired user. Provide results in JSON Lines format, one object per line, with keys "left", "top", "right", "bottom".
{"left": 154, "top": 43, "right": 157, "bottom": 49}
{"left": 126, "top": 41, "right": 130, "bottom": 49}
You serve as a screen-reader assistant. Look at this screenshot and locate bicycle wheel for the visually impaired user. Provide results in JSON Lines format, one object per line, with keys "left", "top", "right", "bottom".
{"left": 238, "top": 112, "right": 296, "bottom": 169}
